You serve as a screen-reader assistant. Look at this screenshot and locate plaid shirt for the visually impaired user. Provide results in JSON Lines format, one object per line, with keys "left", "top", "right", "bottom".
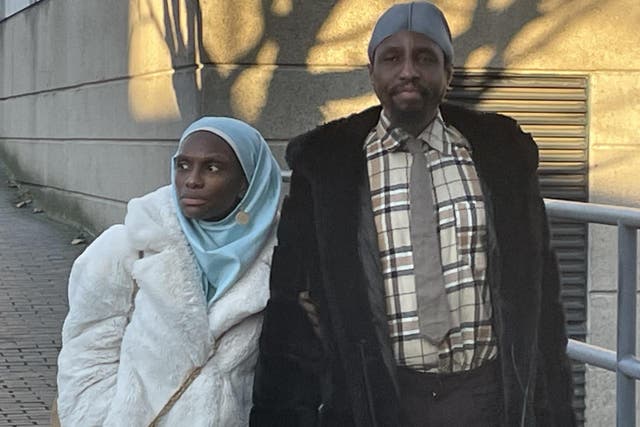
{"left": 365, "top": 110, "right": 497, "bottom": 373}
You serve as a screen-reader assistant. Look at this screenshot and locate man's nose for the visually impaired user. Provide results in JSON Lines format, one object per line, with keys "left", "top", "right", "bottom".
{"left": 399, "top": 57, "right": 419, "bottom": 79}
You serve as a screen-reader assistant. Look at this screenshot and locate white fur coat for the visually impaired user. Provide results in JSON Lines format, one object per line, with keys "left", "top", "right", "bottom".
{"left": 57, "top": 186, "right": 274, "bottom": 426}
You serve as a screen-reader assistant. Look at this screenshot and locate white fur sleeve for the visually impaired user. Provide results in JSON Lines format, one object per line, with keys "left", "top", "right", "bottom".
{"left": 56, "top": 225, "right": 136, "bottom": 427}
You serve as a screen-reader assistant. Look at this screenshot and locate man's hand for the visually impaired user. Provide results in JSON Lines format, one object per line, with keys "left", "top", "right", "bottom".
{"left": 298, "top": 291, "right": 323, "bottom": 339}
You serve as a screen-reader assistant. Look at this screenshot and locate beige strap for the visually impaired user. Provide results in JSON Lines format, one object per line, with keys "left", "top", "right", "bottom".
{"left": 128, "top": 247, "right": 208, "bottom": 426}
{"left": 147, "top": 341, "right": 220, "bottom": 427}
{"left": 146, "top": 312, "right": 260, "bottom": 425}
{"left": 133, "top": 247, "right": 210, "bottom": 427}
{"left": 148, "top": 366, "right": 204, "bottom": 427}
{"left": 50, "top": 397, "right": 61, "bottom": 427}
{"left": 126, "top": 250, "right": 144, "bottom": 322}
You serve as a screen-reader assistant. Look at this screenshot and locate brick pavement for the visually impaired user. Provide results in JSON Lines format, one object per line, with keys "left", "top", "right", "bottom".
{"left": 0, "top": 163, "right": 85, "bottom": 426}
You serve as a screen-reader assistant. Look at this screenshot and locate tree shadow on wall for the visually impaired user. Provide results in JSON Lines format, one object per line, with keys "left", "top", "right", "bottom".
{"left": 157, "top": 0, "right": 604, "bottom": 138}
{"left": 159, "top": 0, "right": 340, "bottom": 139}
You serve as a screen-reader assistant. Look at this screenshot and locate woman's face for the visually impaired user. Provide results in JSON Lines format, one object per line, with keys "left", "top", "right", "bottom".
{"left": 174, "top": 131, "right": 248, "bottom": 221}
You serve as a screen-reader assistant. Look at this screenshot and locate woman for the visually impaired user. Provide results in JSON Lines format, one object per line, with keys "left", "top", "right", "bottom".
{"left": 56, "top": 117, "right": 281, "bottom": 426}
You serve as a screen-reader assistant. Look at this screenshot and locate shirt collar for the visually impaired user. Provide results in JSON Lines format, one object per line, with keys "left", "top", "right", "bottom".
{"left": 369, "top": 109, "right": 470, "bottom": 154}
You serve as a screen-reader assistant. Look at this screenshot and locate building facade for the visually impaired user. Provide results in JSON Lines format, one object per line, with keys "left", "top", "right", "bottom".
{"left": 1, "top": 1, "right": 639, "bottom": 424}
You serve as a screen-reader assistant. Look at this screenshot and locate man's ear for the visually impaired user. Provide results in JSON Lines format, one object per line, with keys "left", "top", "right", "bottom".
{"left": 368, "top": 62, "right": 374, "bottom": 81}
{"left": 445, "top": 63, "right": 454, "bottom": 86}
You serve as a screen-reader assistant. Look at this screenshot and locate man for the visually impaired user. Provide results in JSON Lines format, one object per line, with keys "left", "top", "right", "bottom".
{"left": 250, "top": 2, "right": 576, "bottom": 426}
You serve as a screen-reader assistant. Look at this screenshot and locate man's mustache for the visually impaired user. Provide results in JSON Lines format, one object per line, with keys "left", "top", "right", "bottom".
{"left": 391, "top": 82, "right": 430, "bottom": 95}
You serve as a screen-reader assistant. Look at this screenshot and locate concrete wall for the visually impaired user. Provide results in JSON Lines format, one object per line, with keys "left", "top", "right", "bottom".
{"left": 1, "top": 0, "right": 639, "bottom": 424}
{"left": 1, "top": 0, "right": 41, "bottom": 20}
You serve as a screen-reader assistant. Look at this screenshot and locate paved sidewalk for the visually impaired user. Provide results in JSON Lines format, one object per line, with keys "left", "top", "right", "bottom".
{"left": 0, "top": 163, "right": 85, "bottom": 426}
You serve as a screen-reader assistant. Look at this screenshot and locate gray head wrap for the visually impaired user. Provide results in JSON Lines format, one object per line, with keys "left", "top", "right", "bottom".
{"left": 368, "top": 2, "right": 454, "bottom": 64}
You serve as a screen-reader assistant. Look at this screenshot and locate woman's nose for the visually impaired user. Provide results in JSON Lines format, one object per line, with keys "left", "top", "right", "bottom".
{"left": 185, "top": 171, "right": 204, "bottom": 188}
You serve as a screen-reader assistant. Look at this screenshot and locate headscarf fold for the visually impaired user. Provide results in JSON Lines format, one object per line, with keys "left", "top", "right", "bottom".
{"left": 171, "top": 117, "right": 281, "bottom": 303}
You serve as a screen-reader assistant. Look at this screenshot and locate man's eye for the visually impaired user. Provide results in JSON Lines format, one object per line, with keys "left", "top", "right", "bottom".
{"left": 208, "top": 164, "right": 220, "bottom": 172}
{"left": 417, "top": 54, "right": 436, "bottom": 64}
{"left": 177, "top": 161, "right": 189, "bottom": 170}
{"left": 384, "top": 55, "right": 399, "bottom": 62}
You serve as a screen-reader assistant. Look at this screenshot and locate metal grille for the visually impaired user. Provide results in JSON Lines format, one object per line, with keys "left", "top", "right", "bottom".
{"left": 448, "top": 71, "right": 589, "bottom": 424}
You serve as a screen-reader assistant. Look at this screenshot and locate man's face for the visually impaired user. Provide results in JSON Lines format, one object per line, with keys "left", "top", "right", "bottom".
{"left": 174, "top": 131, "right": 248, "bottom": 221}
{"left": 368, "top": 30, "right": 452, "bottom": 124}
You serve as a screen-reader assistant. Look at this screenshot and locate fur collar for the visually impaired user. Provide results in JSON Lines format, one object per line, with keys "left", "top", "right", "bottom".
{"left": 124, "top": 185, "right": 272, "bottom": 339}
{"left": 286, "top": 103, "right": 538, "bottom": 192}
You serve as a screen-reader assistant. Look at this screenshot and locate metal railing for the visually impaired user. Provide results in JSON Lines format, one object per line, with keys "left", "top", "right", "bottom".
{"left": 545, "top": 198, "right": 640, "bottom": 427}
{"left": 280, "top": 173, "right": 638, "bottom": 423}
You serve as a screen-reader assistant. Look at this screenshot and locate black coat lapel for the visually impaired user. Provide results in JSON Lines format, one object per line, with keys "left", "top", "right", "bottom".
{"left": 306, "top": 107, "right": 383, "bottom": 341}
{"left": 293, "top": 106, "right": 403, "bottom": 424}
{"left": 442, "top": 103, "right": 544, "bottom": 423}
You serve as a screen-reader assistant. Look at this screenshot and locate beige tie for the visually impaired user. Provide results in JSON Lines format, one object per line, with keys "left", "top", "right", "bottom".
{"left": 404, "top": 136, "right": 452, "bottom": 344}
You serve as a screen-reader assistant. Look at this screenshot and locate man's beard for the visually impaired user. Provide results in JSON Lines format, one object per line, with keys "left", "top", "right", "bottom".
{"left": 389, "top": 84, "right": 445, "bottom": 128}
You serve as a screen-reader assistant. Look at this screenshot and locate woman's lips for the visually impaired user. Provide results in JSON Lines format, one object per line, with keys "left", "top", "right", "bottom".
{"left": 181, "top": 197, "right": 207, "bottom": 206}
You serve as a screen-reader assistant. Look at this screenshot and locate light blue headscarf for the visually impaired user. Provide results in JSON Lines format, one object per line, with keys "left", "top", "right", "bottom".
{"left": 171, "top": 117, "right": 281, "bottom": 303}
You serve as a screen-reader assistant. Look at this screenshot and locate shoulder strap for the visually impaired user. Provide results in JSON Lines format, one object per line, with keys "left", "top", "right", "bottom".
{"left": 148, "top": 365, "right": 204, "bottom": 427}
{"left": 147, "top": 341, "right": 220, "bottom": 427}
{"left": 126, "top": 250, "right": 144, "bottom": 323}
{"left": 146, "top": 312, "right": 261, "bottom": 426}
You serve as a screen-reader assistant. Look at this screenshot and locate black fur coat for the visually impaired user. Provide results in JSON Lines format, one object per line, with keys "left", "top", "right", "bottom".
{"left": 250, "top": 104, "right": 576, "bottom": 427}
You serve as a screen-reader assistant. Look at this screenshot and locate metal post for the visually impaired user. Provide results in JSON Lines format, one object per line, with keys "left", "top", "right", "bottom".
{"left": 617, "top": 224, "right": 637, "bottom": 427}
